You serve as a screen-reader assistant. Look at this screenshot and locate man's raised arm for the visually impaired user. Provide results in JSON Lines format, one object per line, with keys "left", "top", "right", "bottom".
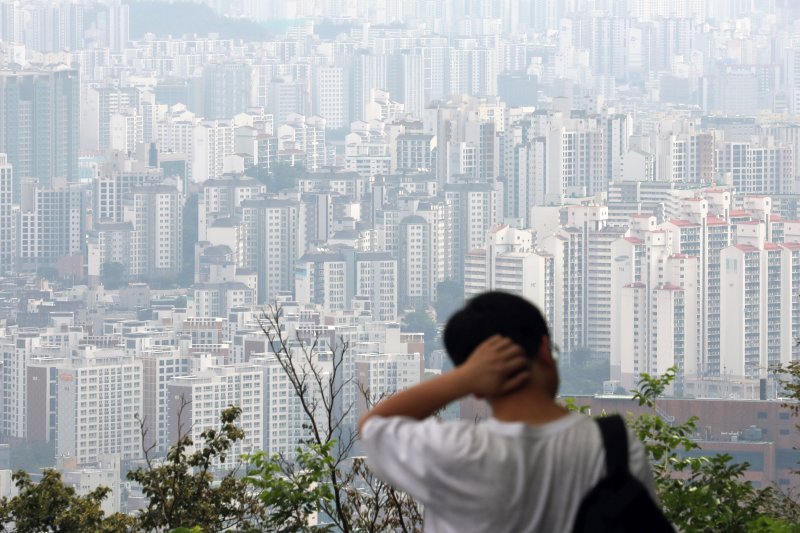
{"left": 358, "top": 335, "right": 529, "bottom": 433}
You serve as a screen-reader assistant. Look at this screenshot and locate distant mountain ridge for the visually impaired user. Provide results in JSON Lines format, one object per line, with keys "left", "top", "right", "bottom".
{"left": 127, "top": 1, "right": 271, "bottom": 41}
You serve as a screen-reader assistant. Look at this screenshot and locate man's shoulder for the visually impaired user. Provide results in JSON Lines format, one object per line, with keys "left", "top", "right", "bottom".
{"left": 481, "top": 412, "right": 596, "bottom": 438}
{"left": 362, "top": 415, "right": 480, "bottom": 443}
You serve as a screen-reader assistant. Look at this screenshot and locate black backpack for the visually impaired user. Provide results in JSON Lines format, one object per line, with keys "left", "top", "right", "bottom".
{"left": 572, "top": 415, "right": 674, "bottom": 533}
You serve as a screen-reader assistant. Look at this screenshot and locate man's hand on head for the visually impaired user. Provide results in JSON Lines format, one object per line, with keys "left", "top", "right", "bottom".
{"left": 358, "top": 336, "right": 529, "bottom": 433}
{"left": 456, "top": 335, "right": 531, "bottom": 399}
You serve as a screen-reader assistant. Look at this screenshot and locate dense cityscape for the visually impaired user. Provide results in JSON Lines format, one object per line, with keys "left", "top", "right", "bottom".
{"left": 0, "top": 0, "right": 800, "bottom": 522}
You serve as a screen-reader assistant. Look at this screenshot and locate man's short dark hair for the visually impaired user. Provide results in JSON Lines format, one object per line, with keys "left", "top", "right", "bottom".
{"left": 443, "top": 291, "right": 550, "bottom": 367}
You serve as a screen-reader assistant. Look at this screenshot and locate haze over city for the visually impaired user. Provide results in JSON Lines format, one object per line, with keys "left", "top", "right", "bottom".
{"left": 0, "top": 0, "right": 800, "bottom": 528}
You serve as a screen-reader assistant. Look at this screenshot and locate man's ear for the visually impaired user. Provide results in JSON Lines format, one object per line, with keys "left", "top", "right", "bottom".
{"left": 538, "top": 337, "right": 555, "bottom": 368}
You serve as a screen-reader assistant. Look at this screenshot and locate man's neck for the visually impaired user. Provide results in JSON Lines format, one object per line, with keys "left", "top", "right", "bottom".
{"left": 489, "top": 387, "right": 570, "bottom": 426}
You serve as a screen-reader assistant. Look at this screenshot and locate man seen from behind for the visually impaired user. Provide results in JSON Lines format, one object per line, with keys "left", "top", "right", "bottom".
{"left": 359, "top": 291, "right": 659, "bottom": 532}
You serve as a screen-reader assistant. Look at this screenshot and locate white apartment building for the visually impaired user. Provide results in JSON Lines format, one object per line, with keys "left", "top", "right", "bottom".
{"left": 395, "top": 133, "right": 436, "bottom": 173}
{"left": 61, "top": 455, "right": 121, "bottom": 516}
{"left": 611, "top": 221, "right": 674, "bottom": 387}
{"left": 268, "top": 77, "right": 307, "bottom": 126}
{"left": 345, "top": 131, "right": 392, "bottom": 178}
{"left": 156, "top": 104, "right": 197, "bottom": 157}
{"left": 398, "top": 215, "right": 435, "bottom": 309}
{"left": 716, "top": 140, "right": 794, "bottom": 195}
{"left": 16, "top": 178, "right": 83, "bottom": 272}
{"left": 464, "top": 225, "right": 555, "bottom": 326}
{"left": 501, "top": 125, "right": 547, "bottom": 225}
{"left": 703, "top": 213, "right": 733, "bottom": 376}
{"left": 587, "top": 224, "right": 631, "bottom": 358}
{"left": 124, "top": 184, "right": 184, "bottom": 280}
{"left": 0, "top": 330, "right": 42, "bottom": 438}
{"left": 650, "top": 256, "right": 701, "bottom": 381}
{"left": 444, "top": 182, "right": 501, "bottom": 282}
{"left": 192, "top": 120, "right": 235, "bottom": 183}
{"left": 617, "top": 215, "right": 702, "bottom": 384}
{"left": 181, "top": 317, "right": 226, "bottom": 346}
{"left": 198, "top": 174, "right": 264, "bottom": 242}
{"left": 365, "top": 89, "right": 405, "bottom": 122}
{"left": 535, "top": 205, "right": 612, "bottom": 358}
{"left": 109, "top": 111, "right": 143, "bottom": 155}
{"left": 417, "top": 200, "right": 453, "bottom": 291}
{"left": 55, "top": 348, "right": 143, "bottom": 464}
{"left": 257, "top": 350, "right": 331, "bottom": 459}
{"left": 168, "top": 363, "right": 264, "bottom": 467}
{"left": 140, "top": 348, "right": 190, "bottom": 453}
{"left": 95, "top": 157, "right": 164, "bottom": 223}
{"left": 295, "top": 253, "right": 348, "bottom": 313}
{"left": 298, "top": 170, "right": 367, "bottom": 202}
{"left": 88, "top": 222, "right": 133, "bottom": 281}
{"left": 720, "top": 240, "right": 800, "bottom": 380}
{"left": 350, "top": 53, "right": 388, "bottom": 123}
{"left": 610, "top": 190, "right": 798, "bottom": 389}
{"left": 312, "top": 66, "right": 347, "bottom": 130}
{"left": 240, "top": 198, "right": 300, "bottom": 304}
{"left": 83, "top": 85, "right": 140, "bottom": 152}
{"left": 542, "top": 112, "right": 632, "bottom": 200}
{"left": 355, "top": 353, "right": 423, "bottom": 416}
{"left": 540, "top": 227, "right": 587, "bottom": 356}
{"left": 295, "top": 250, "right": 398, "bottom": 321}
{"left": 449, "top": 47, "right": 498, "bottom": 98}
{"left": 0, "top": 154, "right": 13, "bottom": 274}
{"left": 278, "top": 114, "right": 327, "bottom": 172}
{"left": 653, "top": 130, "right": 715, "bottom": 184}
{"left": 192, "top": 282, "right": 255, "bottom": 319}
{"left": 354, "top": 252, "right": 398, "bottom": 321}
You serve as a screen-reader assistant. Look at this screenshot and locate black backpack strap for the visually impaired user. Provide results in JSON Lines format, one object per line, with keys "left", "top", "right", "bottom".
{"left": 596, "top": 415, "right": 630, "bottom": 476}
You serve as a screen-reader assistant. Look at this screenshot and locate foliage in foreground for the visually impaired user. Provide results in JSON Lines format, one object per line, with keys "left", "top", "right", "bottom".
{"left": 0, "top": 469, "right": 135, "bottom": 532}
{"left": 629, "top": 368, "right": 800, "bottom": 533}
{"left": 244, "top": 442, "right": 335, "bottom": 532}
{"left": 4, "top": 354, "right": 800, "bottom": 531}
{"left": 126, "top": 404, "right": 265, "bottom": 532}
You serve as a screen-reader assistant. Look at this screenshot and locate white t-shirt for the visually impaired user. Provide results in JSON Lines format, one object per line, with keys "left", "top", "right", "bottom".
{"left": 361, "top": 412, "right": 658, "bottom": 533}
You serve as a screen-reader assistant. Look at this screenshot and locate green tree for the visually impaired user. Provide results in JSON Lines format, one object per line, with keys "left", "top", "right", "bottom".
{"left": 746, "top": 516, "right": 800, "bottom": 533}
{"left": 101, "top": 261, "right": 127, "bottom": 290}
{"left": 629, "top": 368, "right": 798, "bottom": 533}
{"left": 401, "top": 308, "right": 438, "bottom": 356}
{"left": 0, "top": 469, "right": 135, "bottom": 532}
{"left": 244, "top": 442, "right": 335, "bottom": 532}
{"left": 777, "top": 360, "right": 800, "bottom": 456}
{"left": 434, "top": 281, "right": 463, "bottom": 324}
{"left": 7, "top": 437, "right": 55, "bottom": 472}
{"left": 127, "top": 402, "right": 265, "bottom": 532}
{"left": 777, "top": 360, "right": 800, "bottom": 413}
{"left": 246, "top": 162, "right": 305, "bottom": 193}
{"left": 179, "top": 192, "right": 199, "bottom": 286}
{"left": 128, "top": 2, "right": 270, "bottom": 40}
{"left": 35, "top": 266, "right": 59, "bottom": 281}
{"left": 342, "top": 456, "right": 423, "bottom": 532}
{"left": 258, "top": 306, "right": 424, "bottom": 533}
{"left": 559, "top": 347, "right": 608, "bottom": 395}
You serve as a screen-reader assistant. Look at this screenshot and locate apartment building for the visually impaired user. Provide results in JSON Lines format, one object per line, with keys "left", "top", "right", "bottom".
{"left": 168, "top": 363, "right": 264, "bottom": 467}
{"left": 54, "top": 348, "right": 143, "bottom": 463}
